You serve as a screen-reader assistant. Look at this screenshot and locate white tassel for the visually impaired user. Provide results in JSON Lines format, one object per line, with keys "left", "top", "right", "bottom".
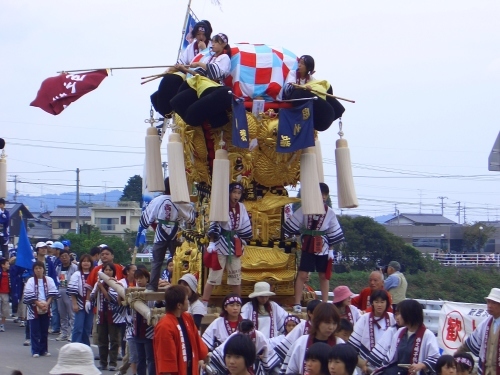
{"left": 167, "top": 133, "right": 190, "bottom": 203}
{"left": 314, "top": 139, "right": 325, "bottom": 183}
{"left": 0, "top": 150, "right": 6, "bottom": 199}
{"left": 145, "top": 127, "right": 164, "bottom": 192}
{"left": 209, "top": 149, "right": 230, "bottom": 222}
{"left": 335, "top": 137, "right": 358, "bottom": 208}
{"left": 300, "top": 147, "right": 325, "bottom": 215}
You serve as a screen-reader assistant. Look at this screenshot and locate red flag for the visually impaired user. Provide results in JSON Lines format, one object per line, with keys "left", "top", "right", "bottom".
{"left": 30, "top": 70, "right": 108, "bottom": 115}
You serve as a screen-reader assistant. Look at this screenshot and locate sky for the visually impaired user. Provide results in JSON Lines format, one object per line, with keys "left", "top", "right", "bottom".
{"left": 1, "top": 0, "right": 499, "bottom": 223}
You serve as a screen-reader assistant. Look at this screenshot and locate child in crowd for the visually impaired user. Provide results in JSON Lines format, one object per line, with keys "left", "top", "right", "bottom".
{"left": 328, "top": 344, "right": 359, "bottom": 375}
{"left": 284, "top": 315, "right": 301, "bottom": 335}
{"left": 178, "top": 273, "right": 207, "bottom": 329}
{"left": 336, "top": 318, "right": 354, "bottom": 343}
{"left": 0, "top": 257, "right": 10, "bottom": 331}
{"left": 305, "top": 342, "right": 331, "bottom": 375}
{"left": 159, "top": 258, "right": 174, "bottom": 285}
{"left": 436, "top": 355, "right": 457, "bottom": 375}
{"left": 223, "top": 334, "right": 256, "bottom": 375}
{"left": 453, "top": 353, "right": 474, "bottom": 375}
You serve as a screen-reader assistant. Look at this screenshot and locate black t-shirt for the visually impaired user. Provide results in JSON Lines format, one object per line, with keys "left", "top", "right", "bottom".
{"left": 178, "top": 317, "right": 193, "bottom": 362}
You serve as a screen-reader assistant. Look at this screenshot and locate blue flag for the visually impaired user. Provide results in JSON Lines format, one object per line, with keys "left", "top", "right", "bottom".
{"left": 180, "top": 11, "right": 199, "bottom": 54}
{"left": 15, "top": 219, "right": 34, "bottom": 273}
{"left": 276, "top": 101, "right": 315, "bottom": 153}
{"left": 232, "top": 99, "right": 249, "bottom": 148}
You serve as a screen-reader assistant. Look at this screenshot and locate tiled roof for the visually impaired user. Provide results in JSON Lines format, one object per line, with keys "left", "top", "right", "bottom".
{"left": 387, "top": 213, "right": 457, "bottom": 225}
{"left": 50, "top": 206, "right": 91, "bottom": 218}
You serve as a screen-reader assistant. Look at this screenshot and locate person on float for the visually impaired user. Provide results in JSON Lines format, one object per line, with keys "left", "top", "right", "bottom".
{"left": 67, "top": 254, "right": 94, "bottom": 346}
{"left": 201, "top": 182, "right": 252, "bottom": 304}
{"left": 281, "top": 302, "right": 344, "bottom": 375}
{"left": 153, "top": 285, "right": 208, "bottom": 375}
{"left": 241, "top": 282, "right": 289, "bottom": 339}
{"left": 328, "top": 344, "right": 360, "bottom": 375}
{"left": 455, "top": 288, "right": 500, "bottom": 375}
{"left": 283, "top": 55, "right": 345, "bottom": 132}
{"left": 304, "top": 342, "right": 332, "bottom": 375}
{"left": 209, "top": 319, "right": 281, "bottom": 375}
{"left": 283, "top": 182, "right": 344, "bottom": 313}
{"left": 178, "top": 273, "right": 207, "bottom": 329}
{"left": 150, "top": 20, "right": 213, "bottom": 117}
{"left": 369, "top": 299, "right": 439, "bottom": 375}
{"left": 24, "top": 260, "right": 59, "bottom": 358}
{"left": 274, "top": 299, "right": 321, "bottom": 361}
{"left": 453, "top": 353, "right": 474, "bottom": 375}
{"left": 140, "top": 177, "right": 195, "bottom": 293}
{"left": 348, "top": 290, "right": 395, "bottom": 369}
{"left": 222, "top": 334, "right": 256, "bottom": 375}
{"left": 170, "top": 33, "right": 233, "bottom": 128}
{"left": 202, "top": 293, "right": 243, "bottom": 351}
{"left": 351, "top": 271, "right": 393, "bottom": 313}
{"left": 333, "top": 286, "right": 361, "bottom": 327}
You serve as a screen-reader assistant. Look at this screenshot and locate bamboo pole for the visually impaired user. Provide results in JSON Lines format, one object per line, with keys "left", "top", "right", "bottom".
{"left": 177, "top": 0, "right": 194, "bottom": 62}
{"left": 291, "top": 83, "right": 355, "bottom": 103}
{"left": 56, "top": 65, "right": 180, "bottom": 74}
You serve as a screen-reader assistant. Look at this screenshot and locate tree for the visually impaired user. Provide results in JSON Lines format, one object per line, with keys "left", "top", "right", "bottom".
{"left": 120, "top": 175, "right": 142, "bottom": 204}
{"left": 337, "top": 216, "right": 431, "bottom": 274}
{"left": 462, "top": 222, "right": 496, "bottom": 252}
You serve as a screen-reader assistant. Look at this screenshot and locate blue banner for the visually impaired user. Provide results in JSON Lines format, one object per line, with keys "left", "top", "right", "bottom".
{"left": 15, "top": 220, "right": 34, "bottom": 273}
{"left": 231, "top": 99, "right": 249, "bottom": 148}
{"left": 276, "top": 101, "right": 315, "bottom": 153}
{"left": 181, "top": 11, "right": 198, "bottom": 53}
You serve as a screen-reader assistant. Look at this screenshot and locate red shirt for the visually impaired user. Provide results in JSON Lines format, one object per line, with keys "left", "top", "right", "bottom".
{"left": 351, "top": 287, "right": 393, "bottom": 312}
{"left": 0, "top": 272, "right": 9, "bottom": 294}
{"left": 85, "top": 263, "right": 123, "bottom": 290}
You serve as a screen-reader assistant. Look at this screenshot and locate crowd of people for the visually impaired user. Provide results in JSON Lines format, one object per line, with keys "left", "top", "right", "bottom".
{"left": 0, "top": 180, "right": 490, "bottom": 375}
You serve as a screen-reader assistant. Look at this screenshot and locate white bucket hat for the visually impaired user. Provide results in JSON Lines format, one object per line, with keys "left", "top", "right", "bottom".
{"left": 485, "top": 288, "right": 500, "bottom": 304}
{"left": 179, "top": 273, "right": 198, "bottom": 293}
{"left": 35, "top": 241, "right": 47, "bottom": 248}
{"left": 49, "top": 343, "right": 101, "bottom": 375}
{"left": 248, "top": 282, "right": 275, "bottom": 298}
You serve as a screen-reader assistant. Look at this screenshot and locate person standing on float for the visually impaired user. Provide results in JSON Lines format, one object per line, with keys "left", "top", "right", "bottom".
{"left": 283, "top": 183, "right": 344, "bottom": 313}
{"left": 202, "top": 183, "right": 252, "bottom": 305}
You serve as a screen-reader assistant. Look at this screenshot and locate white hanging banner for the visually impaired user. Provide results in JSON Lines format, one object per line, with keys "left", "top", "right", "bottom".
{"left": 438, "top": 301, "right": 489, "bottom": 354}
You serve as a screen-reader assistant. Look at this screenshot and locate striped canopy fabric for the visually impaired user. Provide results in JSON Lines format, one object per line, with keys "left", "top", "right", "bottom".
{"left": 192, "top": 43, "right": 298, "bottom": 101}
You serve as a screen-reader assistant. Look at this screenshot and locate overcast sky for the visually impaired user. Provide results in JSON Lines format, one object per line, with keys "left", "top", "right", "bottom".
{"left": 1, "top": 0, "right": 499, "bottom": 223}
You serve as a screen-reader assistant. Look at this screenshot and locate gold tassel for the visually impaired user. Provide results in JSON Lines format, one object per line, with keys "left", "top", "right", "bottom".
{"left": 167, "top": 133, "right": 190, "bottom": 203}
{"left": 0, "top": 150, "right": 6, "bottom": 199}
{"left": 335, "top": 119, "right": 358, "bottom": 208}
{"left": 209, "top": 148, "right": 230, "bottom": 222}
{"left": 300, "top": 147, "right": 325, "bottom": 215}
{"left": 314, "top": 139, "right": 325, "bottom": 183}
{"left": 145, "top": 127, "right": 164, "bottom": 192}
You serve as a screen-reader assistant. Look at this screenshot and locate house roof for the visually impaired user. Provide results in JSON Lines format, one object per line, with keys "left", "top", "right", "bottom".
{"left": 4, "top": 203, "right": 34, "bottom": 219}
{"left": 50, "top": 206, "right": 91, "bottom": 218}
{"left": 386, "top": 213, "right": 457, "bottom": 225}
{"left": 27, "top": 220, "right": 53, "bottom": 239}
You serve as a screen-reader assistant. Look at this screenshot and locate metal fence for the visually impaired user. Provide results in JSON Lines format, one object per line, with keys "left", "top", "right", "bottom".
{"left": 430, "top": 253, "right": 500, "bottom": 267}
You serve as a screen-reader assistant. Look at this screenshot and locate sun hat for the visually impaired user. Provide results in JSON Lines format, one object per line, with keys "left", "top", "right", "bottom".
{"left": 49, "top": 343, "right": 101, "bottom": 375}
{"left": 485, "top": 288, "right": 500, "bottom": 304}
{"left": 332, "top": 286, "right": 354, "bottom": 304}
{"left": 35, "top": 241, "right": 47, "bottom": 248}
{"left": 248, "top": 282, "right": 275, "bottom": 298}
{"left": 388, "top": 261, "right": 401, "bottom": 271}
{"left": 51, "top": 241, "right": 64, "bottom": 250}
{"left": 179, "top": 273, "right": 198, "bottom": 293}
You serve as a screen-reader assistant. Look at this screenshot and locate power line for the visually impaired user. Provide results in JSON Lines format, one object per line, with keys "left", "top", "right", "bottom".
{"left": 8, "top": 137, "right": 143, "bottom": 149}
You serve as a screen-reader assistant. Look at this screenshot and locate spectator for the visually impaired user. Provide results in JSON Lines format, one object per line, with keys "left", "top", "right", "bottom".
{"left": 384, "top": 261, "right": 408, "bottom": 311}
{"left": 327, "top": 344, "right": 359, "bottom": 375}
{"left": 351, "top": 271, "right": 392, "bottom": 312}
{"left": 49, "top": 342, "right": 101, "bottom": 375}
{"left": 453, "top": 352, "right": 474, "bottom": 375}
{"left": 55, "top": 249, "right": 78, "bottom": 341}
{"left": 89, "top": 247, "right": 101, "bottom": 267}
{"left": 85, "top": 246, "right": 123, "bottom": 296}
{"left": 0, "top": 257, "right": 11, "bottom": 331}
{"left": 332, "top": 286, "right": 361, "bottom": 327}
{"left": 0, "top": 198, "right": 10, "bottom": 259}
{"left": 223, "top": 334, "right": 256, "bottom": 375}
{"left": 178, "top": 273, "right": 206, "bottom": 329}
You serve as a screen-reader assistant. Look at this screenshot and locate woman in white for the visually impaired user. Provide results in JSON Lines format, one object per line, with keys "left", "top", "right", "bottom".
{"left": 178, "top": 273, "right": 207, "bottom": 330}
{"left": 202, "top": 294, "right": 242, "bottom": 351}
{"left": 281, "top": 302, "right": 344, "bottom": 375}
{"left": 349, "top": 290, "right": 395, "bottom": 362}
{"left": 333, "top": 285, "right": 361, "bottom": 327}
{"left": 241, "top": 282, "right": 289, "bottom": 339}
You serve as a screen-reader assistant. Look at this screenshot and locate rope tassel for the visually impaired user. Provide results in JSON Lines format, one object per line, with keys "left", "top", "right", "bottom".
{"left": 145, "top": 126, "right": 164, "bottom": 192}
{"left": 335, "top": 119, "right": 358, "bottom": 208}
{"left": 209, "top": 148, "right": 230, "bottom": 222}
{"left": 167, "top": 133, "right": 190, "bottom": 203}
{"left": 300, "top": 148, "right": 325, "bottom": 215}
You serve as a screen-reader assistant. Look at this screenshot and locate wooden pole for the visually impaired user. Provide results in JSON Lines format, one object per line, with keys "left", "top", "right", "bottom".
{"left": 291, "top": 83, "right": 355, "bottom": 103}
{"left": 56, "top": 65, "right": 180, "bottom": 74}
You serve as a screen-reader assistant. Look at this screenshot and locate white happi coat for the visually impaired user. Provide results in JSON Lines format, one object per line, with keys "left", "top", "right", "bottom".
{"left": 241, "top": 301, "right": 289, "bottom": 338}
{"left": 349, "top": 312, "right": 395, "bottom": 360}
{"left": 281, "top": 335, "right": 345, "bottom": 375}
{"left": 274, "top": 320, "right": 310, "bottom": 361}
{"left": 202, "top": 316, "right": 239, "bottom": 351}
{"left": 464, "top": 316, "right": 498, "bottom": 375}
{"left": 370, "top": 327, "right": 439, "bottom": 375}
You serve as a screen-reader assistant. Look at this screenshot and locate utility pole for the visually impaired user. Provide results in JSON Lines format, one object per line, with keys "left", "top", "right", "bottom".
{"left": 418, "top": 190, "right": 423, "bottom": 214}
{"left": 10, "top": 175, "right": 19, "bottom": 202}
{"left": 463, "top": 203, "right": 466, "bottom": 224}
{"left": 76, "top": 168, "right": 80, "bottom": 234}
{"left": 162, "top": 162, "right": 168, "bottom": 179}
{"left": 455, "top": 201, "right": 461, "bottom": 224}
{"left": 103, "top": 181, "right": 110, "bottom": 204}
{"left": 437, "top": 196, "right": 448, "bottom": 216}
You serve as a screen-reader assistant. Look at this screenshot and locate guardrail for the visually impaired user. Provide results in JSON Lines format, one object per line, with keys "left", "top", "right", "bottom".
{"left": 316, "top": 291, "right": 445, "bottom": 334}
{"left": 430, "top": 253, "right": 500, "bottom": 267}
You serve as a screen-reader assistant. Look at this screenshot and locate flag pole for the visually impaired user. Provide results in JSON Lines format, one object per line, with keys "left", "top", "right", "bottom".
{"left": 176, "top": 0, "right": 194, "bottom": 62}
{"left": 56, "top": 65, "right": 179, "bottom": 74}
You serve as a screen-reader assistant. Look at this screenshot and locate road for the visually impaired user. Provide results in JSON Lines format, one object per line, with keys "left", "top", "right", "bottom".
{"left": 0, "top": 317, "right": 100, "bottom": 375}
